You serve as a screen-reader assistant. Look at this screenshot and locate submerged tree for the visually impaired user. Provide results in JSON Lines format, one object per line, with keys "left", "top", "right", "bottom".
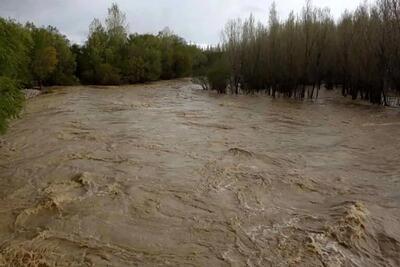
{"left": 210, "top": 0, "right": 400, "bottom": 105}
{"left": 222, "top": 18, "right": 243, "bottom": 94}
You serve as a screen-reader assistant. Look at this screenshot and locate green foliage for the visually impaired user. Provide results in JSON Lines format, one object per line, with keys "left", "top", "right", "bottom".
{"left": 0, "top": 77, "right": 24, "bottom": 134}
{"left": 207, "top": 57, "right": 230, "bottom": 94}
{"left": 96, "top": 63, "right": 121, "bottom": 85}
{"left": 31, "top": 46, "right": 58, "bottom": 86}
{"left": 192, "top": 46, "right": 225, "bottom": 90}
{"left": 77, "top": 4, "right": 128, "bottom": 85}
{"left": 158, "top": 32, "right": 192, "bottom": 80}
{"left": 28, "top": 26, "right": 77, "bottom": 87}
{"left": 0, "top": 18, "right": 33, "bottom": 85}
{"left": 106, "top": 3, "right": 128, "bottom": 45}
{"left": 121, "top": 34, "right": 162, "bottom": 83}
{"left": 0, "top": 19, "right": 29, "bottom": 133}
{"left": 48, "top": 31, "right": 78, "bottom": 85}
{"left": 77, "top": 5, "right": 203, "bottom": 85}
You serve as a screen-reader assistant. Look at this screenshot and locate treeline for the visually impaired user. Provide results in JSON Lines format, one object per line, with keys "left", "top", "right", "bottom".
{"left": 199, "top": 0, "right": 400, "bottom": 105}
{"left": 0, "top": 17, "right": 77, "bottom": 133}
{"left": 74, "top": 4, "right": 205, "bottom": 85}
{"left": 0, "top": 19, "right": 77, "bottom": 88}
{"left": 0, "top": 3, "right": 204, "bottom": 133}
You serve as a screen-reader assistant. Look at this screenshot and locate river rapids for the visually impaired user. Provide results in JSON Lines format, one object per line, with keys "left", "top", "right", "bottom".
{"left": 0, "top": 80, "right": 399, "bottom": 266}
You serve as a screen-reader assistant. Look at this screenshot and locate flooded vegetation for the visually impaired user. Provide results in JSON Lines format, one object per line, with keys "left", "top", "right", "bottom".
{"left": 197, "top": 0, "right": 400, "bottom": 105}
{"left": 0, "top": 80, "right": 399, "bottom": 266}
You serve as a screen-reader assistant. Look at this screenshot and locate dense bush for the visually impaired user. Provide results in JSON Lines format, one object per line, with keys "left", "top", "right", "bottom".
{"left": 27, "top": 24, "right": 77, "bottom": 87}
{"left": 121, "top": 34, "right": 162, "bottom": 83}
{"left": 0, "top": 77, "right": 24, "bottom": 134}
{"left": 207, "top": 57, "right": 230, "bottom": 94}
{"left": 0, "top": 18, "right": 32, "bottom": 85}
{"left": 0, "top": 19, "right": 28, "bottom": 132}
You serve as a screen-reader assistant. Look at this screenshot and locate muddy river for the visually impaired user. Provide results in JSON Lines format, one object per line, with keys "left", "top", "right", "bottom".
{"left": 0, "top": 79, "right": 399, "bottom": 266}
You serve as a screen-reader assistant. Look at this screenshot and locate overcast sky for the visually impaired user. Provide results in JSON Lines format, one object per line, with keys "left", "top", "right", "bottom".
{"left": 0, "top": 0, "right": 364, "bottom": 45}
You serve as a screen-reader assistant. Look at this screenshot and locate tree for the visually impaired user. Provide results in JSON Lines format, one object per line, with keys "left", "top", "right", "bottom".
{"left": 0, "top": 18, "right": 32, "bottom": 85}
{"left": 122, "top": 34, "right": 162, "bottom": 83}
{"left": 222, "top": 18, "right": 243, "bottom": 94}
{"left": 96, "top": 63, "right": 121, "bottom": 85}
{"left": 106, "top": 3, "right": 128, "bottom": 43}
{"left": 28, "top": 26, "right": 76, "bottom": 87}
{"left": 207, "top": 57, "right": 230, "bottom": 94}
{"left": 208, "top": 0, "right": 400, "bottom": 104}
{"left": 105, "top": 3, "right": 128, "bottom": 72}
{"left": 336, "top": 12, "right": 354, "bottom": 97}
{"left": 31, "top": 46, "right": 58, "bottom": 88}
{"left": 47, "top": 28, "right": 77, "bottom": 85}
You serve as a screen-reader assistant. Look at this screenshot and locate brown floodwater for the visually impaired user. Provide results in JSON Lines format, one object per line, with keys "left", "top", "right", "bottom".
{"left": 0, "top": 79, "right": 399, "bottom": 266}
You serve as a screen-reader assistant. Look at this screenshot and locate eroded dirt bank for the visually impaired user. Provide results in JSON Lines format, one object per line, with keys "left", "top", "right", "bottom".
{"left": 0, "top": 80, "right": 400, "bottom": 266}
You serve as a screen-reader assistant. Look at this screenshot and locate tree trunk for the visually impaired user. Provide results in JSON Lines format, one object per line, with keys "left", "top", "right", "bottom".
{"left": 310, "top": 83, "right": 316, "bottom": 99}
{"left": 316, "top": 83, "right": 321, "bottom": 99}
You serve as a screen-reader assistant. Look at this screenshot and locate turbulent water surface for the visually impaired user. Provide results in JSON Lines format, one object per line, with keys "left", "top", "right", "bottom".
{"left": 0, "top": 80, "right": 400, "bottom": 266}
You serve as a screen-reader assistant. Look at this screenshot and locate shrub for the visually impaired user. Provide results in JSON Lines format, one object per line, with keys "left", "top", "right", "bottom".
{"left": 96, "top": 63, "right": 121, "bottom": 85}
{"left": 0, "top": 77, "right": 24, "bottom": 134}
{"left": 192, "top": 76, "right": 209, "bottom": 90}
{"left": 207, "top": 58, "right": 230, "bottom": 94}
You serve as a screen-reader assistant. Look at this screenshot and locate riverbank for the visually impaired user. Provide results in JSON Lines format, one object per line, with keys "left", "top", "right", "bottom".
{"left": 22, "top": 89, "right": 42, "bottom": 99}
